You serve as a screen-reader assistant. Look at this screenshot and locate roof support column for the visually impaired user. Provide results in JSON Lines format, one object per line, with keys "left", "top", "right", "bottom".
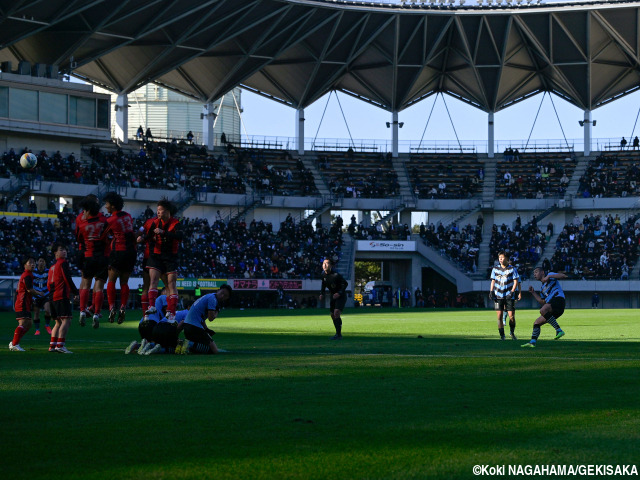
{"left": 583, "top": 109, "right": 592, "bottom": 156}
{"left": 391, "top": 111, "right": 399, "bottom": 158}
{"left": 202, "top": 102, "right": 216, "bottom": 150}
{"left": 487, "top": 112, "right": 495, "bottom": 158}
{"left": 114, "top": 93, "right": 129, "bottom": 144}
{"left": 296, "top": 108, "right": 305, "bottom": 155}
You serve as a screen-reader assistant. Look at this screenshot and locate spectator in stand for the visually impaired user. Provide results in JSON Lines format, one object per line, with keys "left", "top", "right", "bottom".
{"left": 136, "top": 126, "right": 144, "bottom": 140}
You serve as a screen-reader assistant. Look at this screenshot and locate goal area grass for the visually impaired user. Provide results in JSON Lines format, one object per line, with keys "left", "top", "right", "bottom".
{"left": 1, "top": 307, "right": 638, "bottom": 480}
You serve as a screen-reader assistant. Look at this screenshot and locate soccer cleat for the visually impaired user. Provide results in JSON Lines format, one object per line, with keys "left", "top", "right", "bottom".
{"left": 166, "top": 312, "right": 176, "bottom": 323}
{"left": 554, "top": 330, "right": 565, "bottom": 340}
{"left": 137, "top": 338, "right": 149, "bottom": 355}
{"left": 510, "top": 333, "right": 518, "bottom": 340}
{"left": 46, "top": 326, "right": 52, "bottom": 335}
{"left": 124, "top": 340, "right": 139, "bottom": 355}
{"left": 176, "top": 340, "right": 190, "bottom": 355}
{"left": 521, "top": 342, "right": 536, "bottom": 348}
{"left": 145, "top": 344, "right": 163, "bottom": 355}
{"left": 330, "top": 334, "right": 342, "bottom": 340}
{"left": 9, "top": 342, "right": 25, "bottom": 352}
{"left": 92, "top": 314, "right": 101, "bottom": 329}
{"left": 79, "top": 310, "right": 87, "bottom": 327}
{"left": 174, "top": 339, "right": 184, "bottom": 354}
{"left": 34, "top": 329, "right": 41, "bottom": 336}
{"left": 143, "top": 306, "right": 157, "bottom": 321}
{"left": 55, "top": 346, "right": 73, "bottom": 354}
{"left": 500, "top": 336, "right": 505, "bottom": 341}
{"left": 108, "top": 308, "right": 117, "bottom": 323}
{"left": 117, "top": 308, "right": 126, "bottom": 325}
{"left": 48, "top": 347, "right": 56, "bottom": 352}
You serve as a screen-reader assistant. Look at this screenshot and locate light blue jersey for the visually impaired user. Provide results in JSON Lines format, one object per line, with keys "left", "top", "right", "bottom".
{"left": 184, "top": 293, "right": 219, "bottom": 329}
{"left": 139, "top": 295, "right": 166, "bottom": 324}
{"left": 490, "top": 264, "right": 519, "bottom": 298}
{"left": 159, "top": 309, "right": 187, "bottom": 324}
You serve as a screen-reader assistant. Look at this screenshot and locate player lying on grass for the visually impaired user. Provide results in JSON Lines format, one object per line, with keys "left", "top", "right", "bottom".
{"left": 522, "top": 267, "right": 567, "bottom": 348}
{"left": 125, "top": 293, "right": 184, "bottom": 355}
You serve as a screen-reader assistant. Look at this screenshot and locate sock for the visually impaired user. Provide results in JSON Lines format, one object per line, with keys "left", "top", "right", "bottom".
{"left": 34, "top": 316, "right": 40, "bottom": 329}
{"left": 547, "top": 316, "right": 561, "bottom": 331}
{"left": 93, "top": 290, "right": 104, "bottom": 315}
{"left": 509, "top": 320, "right": 516, "bottom": 334}
{"left": 120, "top": 284, "right": 130, "bottom": 310}
{"left": 167, "top": 294, "right": 179, "bottom": 315}
{"left": 107, "top": 282, "right": 117, "bottom": 310}
{"left": 44, "top": 314, "right": 51, "bottom": 327}
{"left": 148, "top": 289, "right": 158, "bottom": 310}
{"left": 50, "top": 337, "right": 58, "bottom": 350}
{"left": 141, "top": 293, "right": 149, "bottom": 313}
{"left": 79, "top": 288, "right": 91, "bottom": 312}
{"left": 56, "top": 337, "right": 65, "bottom": 348}
{"left": 333, "top": 317, "right": 342, "bottom": 335}
{"left": 499, "top": 327, "right": 505, "bottom": 338}
{"left": 532, "top": 325, "right": 541, "bottom": 342}
{"left": 12, "top": 325, "right": 27, "bottom": 345}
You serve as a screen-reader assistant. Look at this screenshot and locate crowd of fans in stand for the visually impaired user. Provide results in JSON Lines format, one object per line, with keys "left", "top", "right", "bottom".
{"left": 318, "top": 152, "right": 399, "bottom": 198}
{"left": 488, "top": 215, "right": 547, "bottom": 279}
{"left": 577, "top": 154, "right": 640, "bottom": 198}
{"left": 233, "top": 149, "right": 317, "bottom": 196}
{"left": 409, "top": 163, "right": 483, "bottom": 199}
{"left": 0, "top": 209, "right": 343, "bottom": 281}
{"left": 420, "top": 222, "right": 482, "bottom": 274}
{"left": 549, "top": 213, "right": 639, "bottom": 280}
{"left": 498, "top": 156, "right": 573, "bottom": 199}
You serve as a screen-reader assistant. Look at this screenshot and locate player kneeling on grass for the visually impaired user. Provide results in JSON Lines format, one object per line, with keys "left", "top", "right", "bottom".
{"left": 179, "top": 285, "right": 232, "bottom": 354}
{"left": 522, "top": 267, "right": 567, "bottom": 348}
{"left": 125, "top": 292, "right": 169, "bottom": 354}
{"left": 145, "top": 310, "right": 187, "bottom": 355}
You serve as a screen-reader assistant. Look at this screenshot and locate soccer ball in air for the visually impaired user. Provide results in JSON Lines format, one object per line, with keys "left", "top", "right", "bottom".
{"left": 20, "top": 152, "right": 37, "bottom": 169}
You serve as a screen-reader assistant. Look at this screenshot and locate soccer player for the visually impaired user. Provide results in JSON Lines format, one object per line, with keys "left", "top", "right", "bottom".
{"left": 146, "top": 309, "right": 186, "bottom": 355}
{"left": 103, "top": 192, "right": 136, "bottom": 324}
{"left": 179, "top": 285, "right": 232, "bottom": 354}
{"left": 489, "top": 251, "right": 519, "bottom": 340}
{"left": 76, "top": 195, "right": 109, "bottom": 329}
{"left": 32, "top": 256, "right": 53, "bottom": 336}
{"left": 522, "top": 267, "right": 567, "bottom": 348}
{"left": 125, "top": 296, "right": 163, "bottom": 355}
{"left": 48, "top": 244, "right": 79, "bottom": 353}
{"left": 138, "top": 198, "right": 182, "bottom": 322}
{"left": 319, "top": 257, "right": 348, "bottom": 340}
{"left": 9, "top": 256, "right": 40, "bottom": 351}
{"left": 137, "top": 215, "right": 157, "bottom": 314}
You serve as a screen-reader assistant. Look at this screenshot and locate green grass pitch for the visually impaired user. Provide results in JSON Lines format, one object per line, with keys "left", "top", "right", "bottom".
{"left": 1, "top": 307, "right": 639, "bottom": 480}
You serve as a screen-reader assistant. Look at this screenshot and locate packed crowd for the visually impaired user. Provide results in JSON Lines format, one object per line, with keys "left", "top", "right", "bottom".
{"left": 498, "top": 157, "right": 572, "bottom": 199}
{"left": 550, "top": 213, "right": 639, "bottom": 280}
{"left": 488, "top": 216, "right": 547, "bottom": 279}
{"left": 577, "top": 154, "right": 640, "bottom": 198}
{"left": 0, "top": 210, "right": 343, "bottom": 281}
{"left": 420, "top": 222, "right": 482, "bottom": 274}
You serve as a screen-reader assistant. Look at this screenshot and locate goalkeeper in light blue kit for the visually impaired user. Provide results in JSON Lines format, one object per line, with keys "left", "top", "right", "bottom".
{"left": 522, "top": 267, "right": 567, "bottom": 348}
{"left": 179, "top": 285, "right": 232, "bottom": 354}
{"left": 489, "top": 251, "right": 520, "bottom": 340}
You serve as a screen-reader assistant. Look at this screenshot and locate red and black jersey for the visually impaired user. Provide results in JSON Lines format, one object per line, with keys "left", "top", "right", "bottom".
{"left": 75, "top": 212, "right": 86, "bottom": 255}
{"left": 140, "top": 217, "right": 156, "bottom": 259}
{"left": 14, "top": 269, "right": 34, "bottom": 313}
{"left": 78, "top": 213, "right": 109, "bottom": 258}
{"left": 147, "top": 217, "right": 183, "bottom": 256}
{"left": 105, "top": 210, "right": 135, "bottom": 253}
{"left": 48, "top": 258, "right": 79, "bottom": 302}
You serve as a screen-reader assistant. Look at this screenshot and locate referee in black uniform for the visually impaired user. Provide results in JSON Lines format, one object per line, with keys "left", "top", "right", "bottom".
{"left": 319, "top": 258, "right": 348, "bottom": 340}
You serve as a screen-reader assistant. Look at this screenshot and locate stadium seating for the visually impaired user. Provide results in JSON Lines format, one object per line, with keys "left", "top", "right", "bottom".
{"left": 405, "top": 153, "right": 483, "bottom": 199}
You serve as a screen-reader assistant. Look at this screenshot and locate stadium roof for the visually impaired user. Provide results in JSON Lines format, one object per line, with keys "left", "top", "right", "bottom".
{"left": 1, "top": 0, "right": 640, "bottom": 113}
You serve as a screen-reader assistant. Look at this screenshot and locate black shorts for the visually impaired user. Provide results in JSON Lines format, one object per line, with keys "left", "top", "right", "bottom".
{"left": 15, "top": 310, "right": 31, "bottom": 321}
{"left": 147, "top": 254, "right": 178, "bottom": 275}
{"left": 138, "top": 319, "right": 157, "bottom": 341}
{"left": 152, "top": 322, "right": 179, "bottom": 348}
{"left": 33, "top": 294, "right": 51, "bottom": 309}
{"left": 547, "top": 297, "right": 566, "bottom": 319}
{"left": 51, "top": 299, "right": 72, "bottom": 319}
{"left": 109, "top": 250, "right": 137, "bottom": 274}
{"left": 183, "top": 323, "right": 212, "bottom": 345}
{"left": 494, "top": 297, "right": 516, "bottom": 311}
{"left": 82, "top": 256, "right": 108, "bottom": 281}
{"left": 329, "top": 294, "right": 347, "bottom": 312}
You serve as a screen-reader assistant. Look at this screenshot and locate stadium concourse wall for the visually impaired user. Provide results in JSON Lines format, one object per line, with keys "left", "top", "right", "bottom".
{"left": 355, "top": 240, "right": 640, "bottom": 310}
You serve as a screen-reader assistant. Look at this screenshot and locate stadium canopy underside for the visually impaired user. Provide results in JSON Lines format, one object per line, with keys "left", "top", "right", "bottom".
{"left": 1, "top": 0, "right": 640, "bottom": 113}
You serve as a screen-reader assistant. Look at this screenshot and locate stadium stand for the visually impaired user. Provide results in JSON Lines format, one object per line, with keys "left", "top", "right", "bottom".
{"left": 577, "top": 151, "right": 640, "bottom": 198}
{"left": 405, "top": 153, "right": 483, "bottom": 199}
